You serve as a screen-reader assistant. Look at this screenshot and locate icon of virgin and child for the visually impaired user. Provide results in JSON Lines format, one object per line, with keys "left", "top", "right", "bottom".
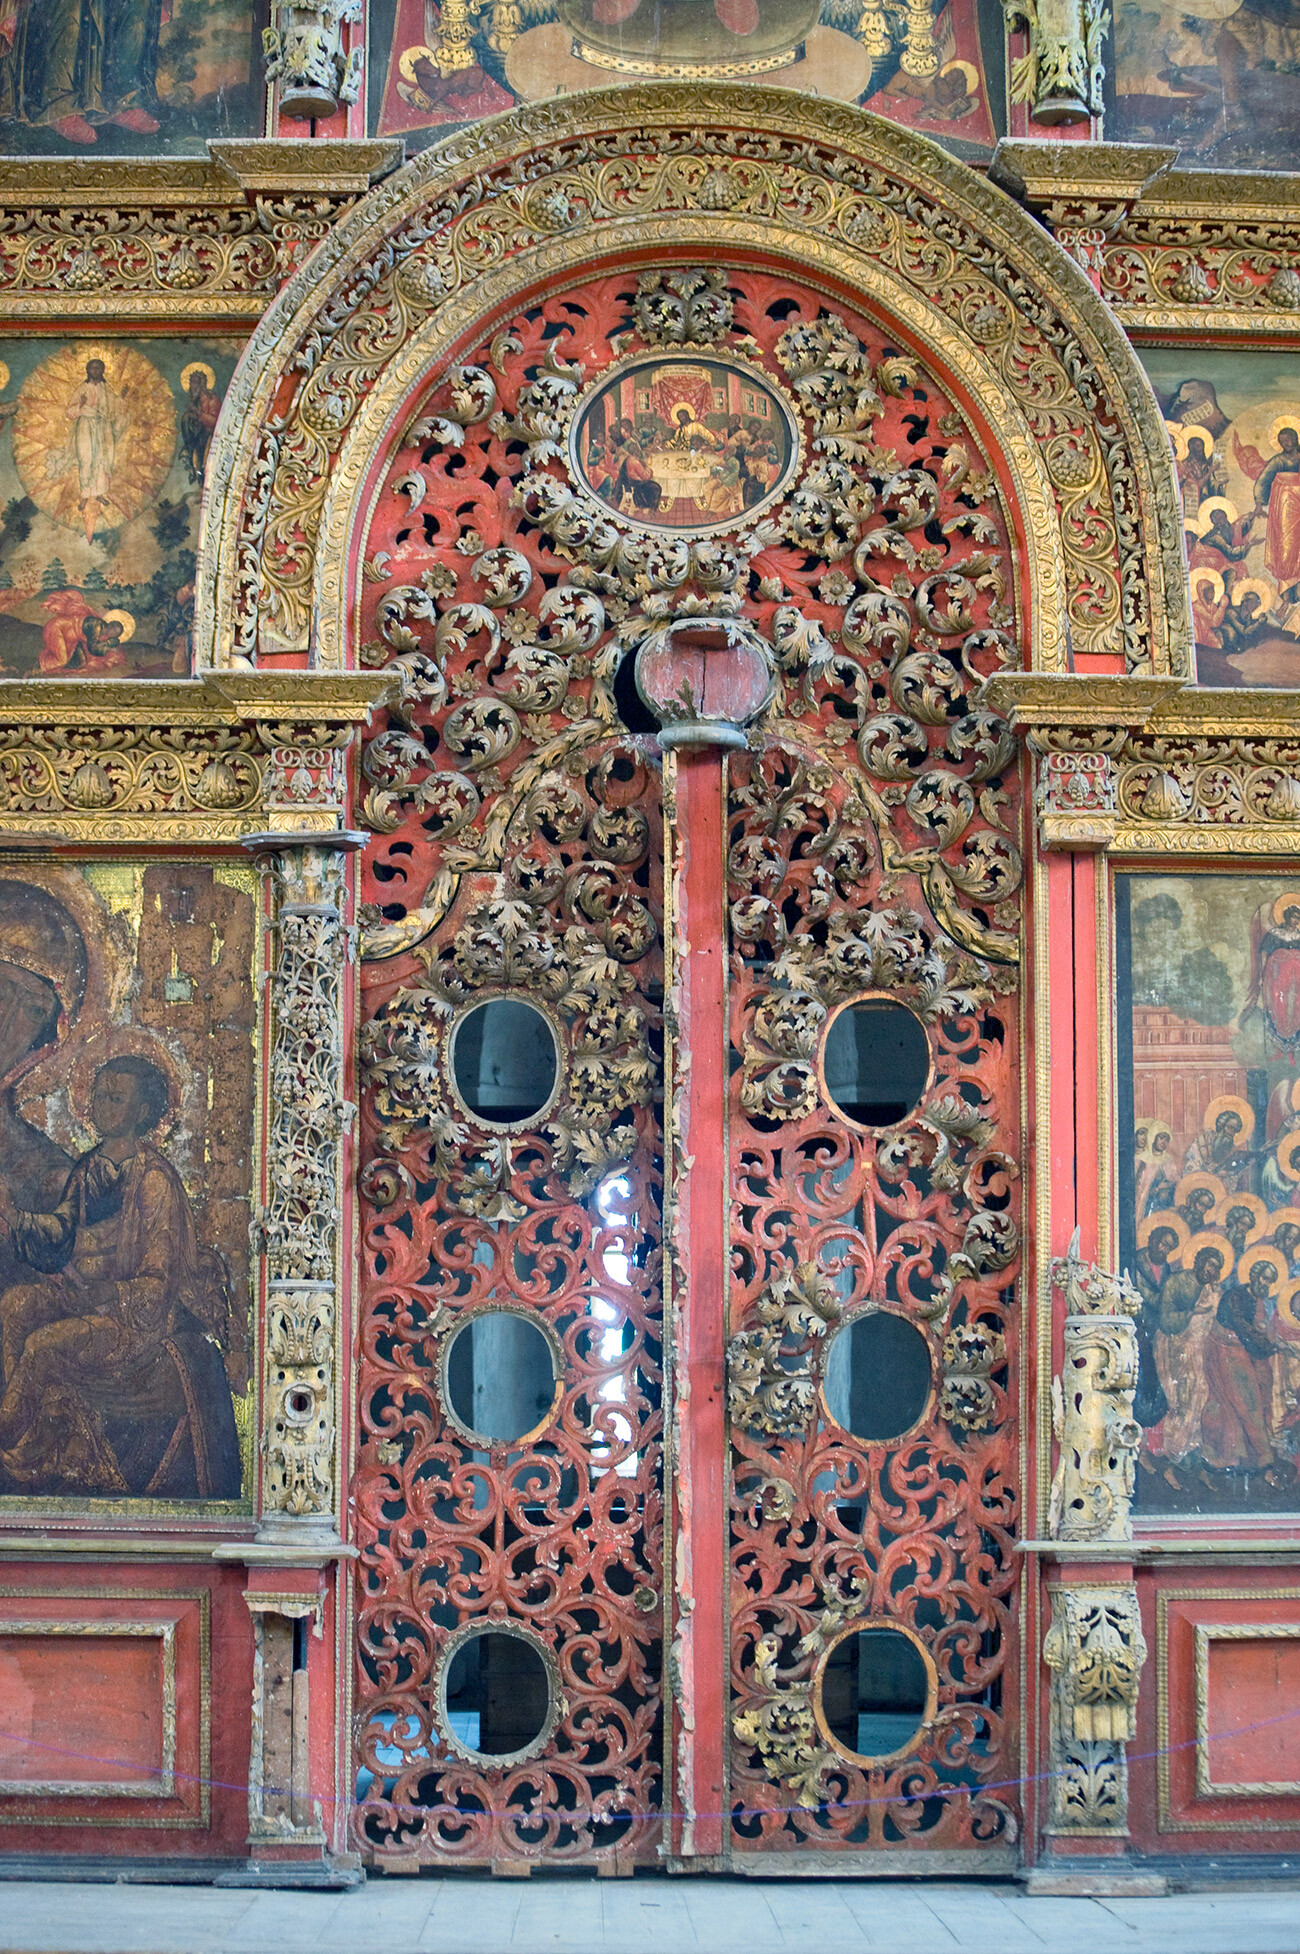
{"left": 0, "top": 879, "right": 243, "bottom": 1501}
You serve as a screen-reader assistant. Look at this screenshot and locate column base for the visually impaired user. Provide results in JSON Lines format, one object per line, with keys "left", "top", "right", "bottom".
{"left": 1026, "top": 1856, "right": 1169, "bottom": 1897}
{"left": 214, "top": 1853, "right": 363, "bottom": 1891}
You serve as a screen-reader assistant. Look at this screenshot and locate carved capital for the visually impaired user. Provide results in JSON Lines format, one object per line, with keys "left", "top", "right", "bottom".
{"left": 264, "top": 2, "right": 364, "bottom": 120}
{"left": 1043, "top": 1583, "right": 1147, "bottom": 1833}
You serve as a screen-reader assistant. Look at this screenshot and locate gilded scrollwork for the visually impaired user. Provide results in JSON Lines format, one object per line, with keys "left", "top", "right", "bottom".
{"left": 195, "top": 88, "right": 1190, "bottom": 681}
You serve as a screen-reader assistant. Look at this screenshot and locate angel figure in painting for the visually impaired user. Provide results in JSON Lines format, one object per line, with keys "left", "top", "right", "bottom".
{"left": 0, "top": 1054, "right": 242, "bottom": 1499}
{"left": 1235, "top": 419, "right": 1300, "bottom": 604}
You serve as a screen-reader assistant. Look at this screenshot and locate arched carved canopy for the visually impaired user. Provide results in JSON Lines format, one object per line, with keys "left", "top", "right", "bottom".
{"left": 195, "top": 85, "right": 1190, "bottom": 680}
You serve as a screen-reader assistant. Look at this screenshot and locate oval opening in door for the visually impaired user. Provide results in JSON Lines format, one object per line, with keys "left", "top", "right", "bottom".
{"left": 822, "top": 1309, "right": 932, "bottom": 1442}
{"left": 450, "top": 997, "right": 559, "bottom": 1126}
{"left": 442, "top": 1310, "right": 560, "bottom": 1446}
{"left": 815, "top": 1621, "right": 936, "bottom": 1767}
{"left": 441, "top": 1626, "right": 555, "bottom": 1761}
{"left": 822, "top": 998, "right": 929, "bottom": 1127}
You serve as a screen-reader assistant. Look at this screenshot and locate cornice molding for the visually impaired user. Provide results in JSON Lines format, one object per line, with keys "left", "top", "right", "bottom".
{"left": 0, "top": 672, "right": 394, "bottom": 843}
{"left": 983, "top": 673, "right": 1300, "bottom": 855}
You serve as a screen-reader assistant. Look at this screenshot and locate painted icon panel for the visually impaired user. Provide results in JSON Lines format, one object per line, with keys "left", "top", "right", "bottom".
{"left": 1136, "top": 347, "right": 1300, "bottom": 689}
{"left": 369, "top": 0, "right": 1004, "bottom": 157}
{"left": 0, "top": 860, "right": 258, "bottom": 1509}
{"left": 571, "top": 355, "right": 800, "bottom": 535}
{"left": 0, "top": 0, "right": 264, "bottom": 154}
{"left": 0, "top": 337, "right": 238, "bottom": 679}
{"left": 1112, "top": 0, "right": 1300, "bottom": 169}
{"left": 1117, "top": 873, "right": 1300, "bottom": 1516}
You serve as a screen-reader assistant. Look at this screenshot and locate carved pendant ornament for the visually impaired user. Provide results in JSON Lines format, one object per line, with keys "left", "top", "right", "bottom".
{"left": 351, "top": 261, "right": 1023, "bottom": 1867}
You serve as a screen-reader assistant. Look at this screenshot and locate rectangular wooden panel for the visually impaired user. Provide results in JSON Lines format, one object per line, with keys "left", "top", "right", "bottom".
{"left": 1199, "top": 1626, "right": 1300, "bottom": 1794}
{"left": 0, "top": 1621, "right": 173, "bottom": 1797}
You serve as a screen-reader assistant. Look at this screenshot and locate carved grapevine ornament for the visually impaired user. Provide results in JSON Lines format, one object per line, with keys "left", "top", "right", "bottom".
{"left": 353, "top": 263, "right": 1023, "bottom": 1866}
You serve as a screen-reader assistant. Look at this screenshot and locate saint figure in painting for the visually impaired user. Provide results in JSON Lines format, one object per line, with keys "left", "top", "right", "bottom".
{"left": 1201, "top": 1248, "right": 1287, "bottom": 1481}
{"left": 1236, "top": 421, "right": 1300, "bottom": 603}
{"left": 0, "top": 1054, "right": 242, "bottom": 1499}
{"left": 0, "top": 0, "right": 163, "bottom": 146}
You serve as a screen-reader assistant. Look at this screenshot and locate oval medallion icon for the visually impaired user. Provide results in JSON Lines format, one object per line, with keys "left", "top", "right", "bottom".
{"left": 571, "top": 354, "right": 800, "bottom": 537}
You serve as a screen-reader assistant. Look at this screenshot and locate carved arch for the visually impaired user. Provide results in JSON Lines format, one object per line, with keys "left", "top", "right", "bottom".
{"left": 195, "top": 86, "right": 1190, "bottom": 679}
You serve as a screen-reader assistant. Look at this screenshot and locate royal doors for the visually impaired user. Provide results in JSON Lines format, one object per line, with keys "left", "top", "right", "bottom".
{"left": 352, "top": 264, "right": 1024, "bottom": 1873}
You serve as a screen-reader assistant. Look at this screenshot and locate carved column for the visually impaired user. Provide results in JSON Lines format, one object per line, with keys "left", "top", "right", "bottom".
{"left": 264, "top": 2, "right": 364, "bottom": 119}
{"left": 244, "top": 830, "right": 362, "bottom": 1553}
{"left": 1042, "top": 1234, "right": 1149, "bottom": 1845}
{"left": 1002, "top": 0, "right": 1106, "bottom": 125}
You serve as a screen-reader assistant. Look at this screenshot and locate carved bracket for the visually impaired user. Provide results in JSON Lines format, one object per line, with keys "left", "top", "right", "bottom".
{"left": 1043, "top": 1582, "right": 1147, "bottom": 1835}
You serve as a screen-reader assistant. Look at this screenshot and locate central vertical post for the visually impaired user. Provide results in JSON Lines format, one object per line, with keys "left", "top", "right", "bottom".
{"left": 667, "top": 744, "right": 730, "bottom": 1862}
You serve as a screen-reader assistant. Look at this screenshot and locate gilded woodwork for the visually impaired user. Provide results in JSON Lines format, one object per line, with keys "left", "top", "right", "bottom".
{"left": 248, "top": 837, "right": 358, "bottom": 1540}
{"left": 193, "top": 87, "right": 1190, "bottom": 682}
{"left": 265, "top": 4, "right": 364, "bottom": 121}
{"left": 0, "top": 145, "right": 399, "bottom": 322}
{"left": 985, "top": 675, "right": 1300, "bottom": 855}
{"left": 1043, "top": 1582, "right": 1147, "bottom": 1835}
{"left": 1048, "top": 1231, "right": 1142, "bottom": 1544}
{"left": 1001, "top": 0, "right": 1106, "bottom": 126}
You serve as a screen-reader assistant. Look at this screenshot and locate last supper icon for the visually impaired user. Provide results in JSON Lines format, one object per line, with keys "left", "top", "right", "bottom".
{"left": 571, "top": 355, "right": 800, "bottom": 535}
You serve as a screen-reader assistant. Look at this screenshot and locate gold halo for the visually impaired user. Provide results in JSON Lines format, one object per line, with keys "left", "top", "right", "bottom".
{"left": 68, "top": 1025, "right": 183, "bottom": 1144}
{"left": 99, "top": 607, "right": 136, "bottom": 642}
{"left": 1239, "top": 1242, "right": 1288, "bottom": 1290}
{"left": 397, "top": 42, "right": 438, "bottom": 84}
{"left": 1198, "top": 494, "right": 1239, "bottom": 526}
{"left": 1268, "top": 1204, "right": 1300, "bottom": 1238}
{"left": 1269, "top": 412, "right": 1300, "bottom": 448}
{"left": 1276, "top": 1275, "right": 1300, "bottom": 1330}
{"left": 1232, "top": 576, "right": 1277, "bottom": 612}
{"left": 938, "top": 58, "right": 979, "bottom": 89}
{"left": 179, "top": 361, "right": 216, "bottom": 393}
{"left": 668, "top": 399, "right": 697, "bottom": 423}
{"left": 1139, "top": 1211, "right": 1189, "bottom": 1258}
{"left": 1170, "top": 421, "right": 1216, "bottom": 460}
{"left": 1213, "top": 1188, "right": 1268, "bottom": 1243}
{"left": 1186, "top": 1230, "right": 1233, "bottom": 1276}
{"left": 1270, "top": 893, "right": 1300, "bottom": 928}
{"left": 1191, "top": 567, "right": 1225, "bottom": 603}
{"left": 1204, "top": 1093, "right": 1254, "bottom": 1143}
{"left": 1175, "top": 1169, "right": 1227, "bottom": 1210}
{"left": 0, "top": 362, "right": 11, "bottom": 395}
{"left": 1279, "top": 1130, "right": 1300, "bottom": 1182}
